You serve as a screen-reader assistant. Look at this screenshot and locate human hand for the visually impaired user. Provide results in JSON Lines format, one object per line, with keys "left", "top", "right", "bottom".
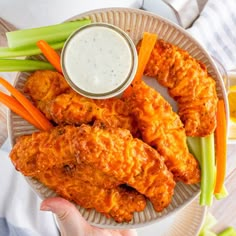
{"left": 40, "top": 197, "right": 137, "bottom": 236}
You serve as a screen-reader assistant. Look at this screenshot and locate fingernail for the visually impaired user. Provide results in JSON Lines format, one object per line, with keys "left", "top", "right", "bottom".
{"left": 40, "top": 204, "right": 52, "bottom": 211}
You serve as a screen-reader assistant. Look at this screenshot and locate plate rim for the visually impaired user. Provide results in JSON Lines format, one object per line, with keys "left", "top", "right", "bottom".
{"left": 136, "top": 196, "right": 207, "bottom": 235}
{"left": 52, "top": 196, "right": 207, "bottom": 234}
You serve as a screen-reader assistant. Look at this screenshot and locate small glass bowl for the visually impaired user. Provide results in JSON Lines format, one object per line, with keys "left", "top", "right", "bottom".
{"left": 61, "top": 23, "right": 138, "bottom": 99}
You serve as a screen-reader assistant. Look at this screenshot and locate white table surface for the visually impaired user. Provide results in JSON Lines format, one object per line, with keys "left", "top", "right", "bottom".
{"left": 0, "top": 1, "right": 236, "bottom": 235}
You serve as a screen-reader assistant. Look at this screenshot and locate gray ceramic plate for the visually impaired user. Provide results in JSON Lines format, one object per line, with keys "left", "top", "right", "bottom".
{"left": 8, "top": 8, "right": 228, "bottom": 229}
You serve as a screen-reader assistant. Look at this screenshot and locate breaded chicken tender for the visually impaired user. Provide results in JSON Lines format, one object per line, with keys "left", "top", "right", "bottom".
{"left": 24, "top": 70, "right": 138, "bottom": 136}
{"left": 71, "top": 122, "right": 175, "bottom": 212}
{"left": 10, "top": 123, "right": 175, "bottom": 215}
{"left": 123, "top": 81, "right": 200, "bottom": 184}
{"left": 10, "top": 125, "right": 146, "bottom": 222}
{"left": 38, "top": 168, "right": 146, "bottom": 223}
{"left": 24, "top": 70, "right": 72, "bottom": 120}
{"left": 140, "top": 39, "right": 218, "bottom": 137}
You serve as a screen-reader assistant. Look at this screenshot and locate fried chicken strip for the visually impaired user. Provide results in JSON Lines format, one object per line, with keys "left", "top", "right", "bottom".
{"left": 24, "top": 70, "right": 138, "bottom": 135}
{"left": 10, "top": 125, "right": 146, "bottom": 222}
{"left": 10, "top": 123, "right": 175, "bottom": 214}
{"left": 48, "top": 92, "right": 138, "bottom": 136}
{"left": 37, "top": 167, "right": 146, "bottom": 223}
{"left": 123, "top": 81, "right": 200, "bottom": 184}
{"left": 141, "top": 39, "right": 218, "bottom": 137}
{"left": 23, "top": 70, "right": 72, "bottom": 120}
{"left": 72, "top": 122, "right": 175, "bottom": 212}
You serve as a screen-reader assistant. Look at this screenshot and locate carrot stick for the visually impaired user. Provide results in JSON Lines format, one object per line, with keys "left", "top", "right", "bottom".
{"left": 214, "top": 99, "right": 227, "bottom": 194}
{"left": 0, "top": 77, "right": 53, "bottom": 131}
{"left": 122, "top": 32, "right": 157, "bottom": 97}
{"left": 36, "top": 40, "right": 62, "bottom": 73}
{"left": 0, "top": 91, "right": 42, "bottom": 129}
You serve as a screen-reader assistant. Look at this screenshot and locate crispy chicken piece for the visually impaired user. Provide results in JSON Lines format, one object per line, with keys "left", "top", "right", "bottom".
{"left": 39, "top": 170, "right": 147, "bottom": 223}
{"left": 123, "top": 81, "right": 200, "bottom": 184}
{"left": 140, "top": 39, "right": 218, "bottom": 137}
{"left": 10, "top": 123, "right": 175, "bottom": 214}
{"left": 48, "top": 92, "right": 102, "bottom": 125}
{"left": 24, "top": 70, "right": 72, "bottom": 120}
{"left": 71, "top": 122, "right": 175, "bottom": 212}
{"left": 10, "top": 125, "right": 146, "bottom": 222}
{"left": 24, "top": 70, "right": 138, "bottom": 136}
{"left": 93, "top": 98, "right": 140, "bottom": 136}
{"left": 48, "top": 93, "right": 138, "bottom": 135}
{"left": 10, "top": 127, "right": 123, "bottom": 188}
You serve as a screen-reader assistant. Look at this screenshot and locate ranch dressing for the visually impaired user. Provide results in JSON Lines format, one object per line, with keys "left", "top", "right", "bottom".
{"left": 61, "top": 23, "right": 137, "bottom": 99}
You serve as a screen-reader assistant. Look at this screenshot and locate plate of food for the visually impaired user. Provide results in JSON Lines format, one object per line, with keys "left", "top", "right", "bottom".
{"left": 7, "top": 8, "right": 228, "bottom": 229}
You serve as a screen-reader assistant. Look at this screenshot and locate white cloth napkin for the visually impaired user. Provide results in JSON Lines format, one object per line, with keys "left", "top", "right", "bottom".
{"left": 187, "top": 0, "right": 236, "bottom": 71}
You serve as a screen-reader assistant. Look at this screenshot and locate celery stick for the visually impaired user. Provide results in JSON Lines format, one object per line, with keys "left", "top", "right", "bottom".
{"left": 218, "top": 227, "right": 236, "bottom": 236}
{"left": 199, "top": 213, "right": 217, "bottom": 236}
{"left": 200, "top": 134, "right": 216, "bottom": 206}
{"left": 0, "top": 59, "right": 54, "bottom": 71}
{"left": 0, "top": 41, "right": 64, "bottom": 58}
{"left": 187, "top": 136, "right": 201, "bottom": 162}
{"left": 214, "top": 185, "right": 228, "bottom": 200}
{"left": 6, "top": 19, "right": 91, "bottom": 48}
{"left": 202, "top": 213, "right": 217, "bottom": 230}
{"left": 199, "top": 230, "right": 217, "bottom": 236}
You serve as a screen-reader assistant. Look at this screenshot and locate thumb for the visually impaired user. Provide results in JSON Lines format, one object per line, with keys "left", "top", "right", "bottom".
{"left": 40, "top": 197, "right": 91, "bottom": 236}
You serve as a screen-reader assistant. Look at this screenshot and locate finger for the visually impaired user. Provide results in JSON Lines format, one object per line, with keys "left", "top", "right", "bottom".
{"left": 40, "top": 197, "right": 91, "bottom": 236}
{"left": 120, "top": 229, "right": 138, "bottom": 236}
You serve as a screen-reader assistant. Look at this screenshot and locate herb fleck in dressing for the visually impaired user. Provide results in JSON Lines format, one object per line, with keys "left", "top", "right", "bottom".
{"left": 63, "top": 25, "right": 133, "bottom": 95}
